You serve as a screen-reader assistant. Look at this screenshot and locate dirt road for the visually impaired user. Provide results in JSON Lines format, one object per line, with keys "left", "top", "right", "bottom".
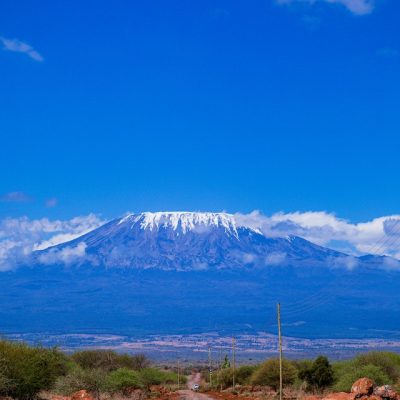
{"left": 177, "top": 373, "right": 215, "bottom": 400}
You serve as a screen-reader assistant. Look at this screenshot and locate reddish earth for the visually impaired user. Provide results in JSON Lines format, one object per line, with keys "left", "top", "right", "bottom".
{"left": 207, "top": 391, "right": 255, "bottom": 400}
{"left": 49, "top": 377, "right": 400, "bottom": 400}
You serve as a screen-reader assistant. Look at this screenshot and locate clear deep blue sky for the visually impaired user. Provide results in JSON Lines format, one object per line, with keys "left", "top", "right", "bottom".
{"left": 1, "top": 0, "right": 399, "bottom": 222}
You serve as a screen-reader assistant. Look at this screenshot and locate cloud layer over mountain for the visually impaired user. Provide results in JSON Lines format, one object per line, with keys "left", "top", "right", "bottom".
{"left": 0, "top": 214, "right": 104, "bottom": 270}
{"left": 1, "top": 210, "right": 400, "bottom": 271}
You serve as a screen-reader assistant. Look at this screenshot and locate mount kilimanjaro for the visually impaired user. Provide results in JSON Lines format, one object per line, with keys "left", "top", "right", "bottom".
{"left": 1, "top": 212, "right": 400, "bottom": 340}
{"left": 34, "top": 212, "right": 375, "bottom": 270}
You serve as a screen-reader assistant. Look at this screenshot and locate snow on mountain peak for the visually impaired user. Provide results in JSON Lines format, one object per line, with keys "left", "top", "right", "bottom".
{"left": 118, "top": 211, "right": 243, "bottom": 237}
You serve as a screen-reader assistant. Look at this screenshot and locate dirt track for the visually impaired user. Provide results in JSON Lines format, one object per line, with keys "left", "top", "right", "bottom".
{"left": 177, "top": 373, "right": 215, "bottom": 400}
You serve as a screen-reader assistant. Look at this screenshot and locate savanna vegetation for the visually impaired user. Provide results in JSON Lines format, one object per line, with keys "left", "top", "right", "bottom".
{"left": 205, "top": 351, "right": 400, "bottom": 395}
{"left": 0, "top": 339, "right": 183, "bottom": 400}
{"left": 1, "top": 338, "right": 400, "bottom": 400}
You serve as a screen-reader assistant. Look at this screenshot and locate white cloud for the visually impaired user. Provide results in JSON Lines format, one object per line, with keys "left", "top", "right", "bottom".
{"left": 2, "top": 210, "right": 400, "bottom": 271}
{"left": 37, "top": 242, "right": 87, "bottom": 265}
{"left": 265, "top": 252, "right": 287, "bottom": 266}
{"left": 0, "top": 214, "right": 104, "bottom": 271}
{"left": 235, "top": 210, "right": 400, "bottom": 257}
{"left": 0, "top": 37, "right": 43, "bottom": 62}
{"left": 45, "top": 198, "right": 58, "bottom": 208}
{"left": 276, "top": 0, "right": 375, "bottom": 15}
{"left": 0, "top": 191, "right": 32, "bottom": 202}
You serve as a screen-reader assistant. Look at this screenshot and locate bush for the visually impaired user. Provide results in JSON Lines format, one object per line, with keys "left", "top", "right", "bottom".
{"left": 104, "top": 368, "right": 143, "bottom": 394}
{"left": 0, "top": 340, "right": 67, "bottom": 400}
{"left": 130, "top": 354, "right": 151, "bottom": 370}
{"left": 333, "top": 364, "right": 390, "bottom": 392}
{"left": 353, "top": 352, "right": 400, "bottom": 382}
{"left": 139, "top": 368, "right": 179, "bottom": 389}
{"left": 250, "top": 358, "right": 297, "bottom": 390}
{"left": 299, "top": 356, "right": 334, "bottom": 390}
{"left": 53, "top": 366, "right": 107, "bottom": 399}
{"left": 214, "top": 365, "right": 259, "bottom": 389}
{"left": 236, "top": 365, "right": 259, "bottom": 385}
{"left": 214, "top": 368, "right": 233, "bottom": 389}
{"left": 71, "top": 350, "right": 150, "bottom": 372}
{"left": 0, "top": 370, "right": 11, "bottom": 392}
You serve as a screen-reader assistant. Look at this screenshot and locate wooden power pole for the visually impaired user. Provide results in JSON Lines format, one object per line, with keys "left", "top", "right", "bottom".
{"left": 177, "top": 359, "right": 180, "bottom": 389}
{"left": 232, "top": 337, "right": 236, "bottom": 389}
{"left": 208, "top": 347, "right": 212, "bottom": 388}
{"left": 277, "top": 303, "right": 283, "bottom": 400}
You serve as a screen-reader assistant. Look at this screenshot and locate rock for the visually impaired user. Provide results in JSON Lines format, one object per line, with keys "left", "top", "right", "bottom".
{"left": 368, "top": 395, "right": 384, "bottom": 400}
{"left": 374, "top": 386, "right": 399, "bottom": 400}
{"left": 351, "top": 378, "right": 374, "bottom": 396}
{"left": 70, "top": 390, "right": 94, "bottom": 400}
{"left": 302, "top": 395, "right": 321, "bottom": 400}
{"left": 323, "top": 392, "right": 356, "bottom": 400}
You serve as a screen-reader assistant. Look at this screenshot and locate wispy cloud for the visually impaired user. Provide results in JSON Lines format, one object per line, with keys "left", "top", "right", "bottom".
{"left": 45, "top": 198, "right": 58, "bottom": 208}
{"left": 0, "top": 214, "right": 104, "bottom": 271}
{"left": 0, "top": 37, "right": 43, "bottom": 62}
{"left": 276, "top": 0, "right": 375, "bottom": 15}
{"left": 0, "top": 192, "right": 32, "bottom": 203}
{"left": 235, "top": 210, "right": 400, "bottom": 258}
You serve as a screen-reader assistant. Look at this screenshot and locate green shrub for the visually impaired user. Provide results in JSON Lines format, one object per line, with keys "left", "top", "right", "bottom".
{"left": 353, "top": 352, "right": 400, "bottom": 382}
{"left": 331, "top": 352, "right": 400, "bottom": 393}
{"left": 104, "top": 368, "right": 143, "bottom": 394}
{"left": 250, "top": 358, "right": 297, "bottom": 390}
{"left": 71, "top": 350, "right": 150, "bottom": 372}
{"left": 53, "top": 366, "right": 107, "bottom": 399}
{"left": 139, "top": 368, "right": 179, "bottom": 389}
{"left": 333, "top": 364, "right": 390, "bottom": 392}
{"left": 0, "top": 340, "right": 67, "bottom": 400}
{"left": 214, "top": 365, "right": 259, "bottom": 389}
{"left": 299, "top": 356, "right": 334, "bottom": 390}
{"left": 0, "top": 370, "right": 11, "bottom": 392}
{"left": 214, "top": 368, "right": 233, "bottom": 389}
{"left": 236, "top": 365, "right": 259, "bottom": 385}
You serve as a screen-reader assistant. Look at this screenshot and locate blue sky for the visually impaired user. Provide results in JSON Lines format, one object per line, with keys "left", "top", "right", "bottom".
{"left": 1, "top": 0, "right": 399, "bottom": 223}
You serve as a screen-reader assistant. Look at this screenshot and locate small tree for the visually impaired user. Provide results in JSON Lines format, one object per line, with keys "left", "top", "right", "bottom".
{"left": 216, "top": 365, "right": 258, "bottom": 389}
{"left": 139, "top": 368, "right": 179, "bottom": 390}
{"left": 333, "top": 364, "right": 390, "bottom": 392}
{"left": 130, "top": 354, "right": 151, "bottom": 370}
{"left": 251, "top": 358, "right": 297, "bottom": 390}
{"left": 53, "top": 366, "right": 107, "bottom": 400}
{"left": 222, "top": 355, "right": 231, "bottom": 369}
{"left": 104, "top": 368, "right": 143, "bottom": 394}
{"left": 299, "top": 356, "right": 334, "bottom": 390}
{"left": 0, "top": 340, "right": 67, "bottom": 400}
{"left": 71, "top": 350, "right": 149, "bottom": 372}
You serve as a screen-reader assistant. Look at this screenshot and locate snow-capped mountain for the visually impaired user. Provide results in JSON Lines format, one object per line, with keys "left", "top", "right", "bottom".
{"left": 5, "top": 212, "right": 400, "bottom": 340}
{"left": 35, "top": 211, "right": 354, "bottom": 270}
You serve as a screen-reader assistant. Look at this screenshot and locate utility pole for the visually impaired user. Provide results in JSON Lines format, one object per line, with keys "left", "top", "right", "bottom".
{"left": 177, "top": 359, "right": 180, "bottom": 389}
{"left": 219, "top": 349, "right": 223, "bottom": 391}
{"left": 232, "top": 337, "right": 236, "bottom": 390}
{"left": 277, "top": 303, "right": 283, "bottom": 400}
{"left": 208, "top": 347, "right": 212, "bottom": 388}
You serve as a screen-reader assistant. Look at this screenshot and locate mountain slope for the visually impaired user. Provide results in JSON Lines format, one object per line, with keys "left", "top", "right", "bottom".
{"left": 34, "top": 211, "right": 351, "bottom": 270}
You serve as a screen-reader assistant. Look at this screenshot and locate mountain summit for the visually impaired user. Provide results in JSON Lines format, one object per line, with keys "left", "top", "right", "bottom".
{"left": 118, "top": 211, "right": 249, "bottom": 237}
{"left": 35, "top": 211, "right": 352, "bottom": 270}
